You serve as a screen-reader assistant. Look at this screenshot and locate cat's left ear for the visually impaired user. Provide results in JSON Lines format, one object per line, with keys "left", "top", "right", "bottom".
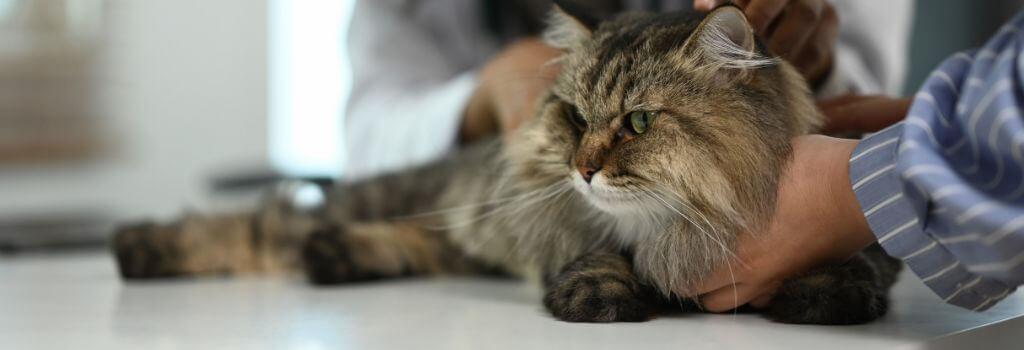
{"left": 543, "top": 2, "right": 599, "bottom": 49}
{"left": 681, "top": 6, "right": 775, "bottom": 79}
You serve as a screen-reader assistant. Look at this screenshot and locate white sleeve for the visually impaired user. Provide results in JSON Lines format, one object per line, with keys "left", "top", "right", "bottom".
{"left": 818, "top": 0, "right": 915, "bottom": 97}
{"left": 343, "top": 0, "right": 482, "bottom": 179}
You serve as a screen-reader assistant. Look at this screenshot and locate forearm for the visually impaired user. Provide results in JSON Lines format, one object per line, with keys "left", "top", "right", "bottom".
{"left": 800, "top": 136, "right": 878, "bottom": 259}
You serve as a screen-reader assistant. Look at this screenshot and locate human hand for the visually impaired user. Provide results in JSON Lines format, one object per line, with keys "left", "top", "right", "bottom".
{"left": 819, "top": 95, "right": 912, "bottom": 134}
{"left": 691, "top": 135, "right": 878, "bottom": 312}
{"left": 694, "top": 0, "right": 838, "bottom": 85}
{"left": 461, "top": 38, "right": 562, "bottom": 143}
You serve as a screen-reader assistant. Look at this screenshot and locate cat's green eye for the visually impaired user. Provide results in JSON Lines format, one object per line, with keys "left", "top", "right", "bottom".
{"left": 628, "top": 111, "right": 657, "bottom": 134}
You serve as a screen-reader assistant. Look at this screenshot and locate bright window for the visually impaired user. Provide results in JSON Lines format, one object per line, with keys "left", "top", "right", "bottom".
{"left": 268, "top": 0, "right": 353, "bottom": 177}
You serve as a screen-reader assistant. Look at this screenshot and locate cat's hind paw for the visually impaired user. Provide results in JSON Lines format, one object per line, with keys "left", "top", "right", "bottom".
{"left": 302, "top": 226, "right": 381, "bottom": 285}
{"left": 112, "top": 221, "right": 184, "bottom": 279}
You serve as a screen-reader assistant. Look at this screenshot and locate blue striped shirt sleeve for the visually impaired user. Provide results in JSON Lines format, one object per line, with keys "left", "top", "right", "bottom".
{"left": 848, "top": 12, "right": 1024, "bottom": 311}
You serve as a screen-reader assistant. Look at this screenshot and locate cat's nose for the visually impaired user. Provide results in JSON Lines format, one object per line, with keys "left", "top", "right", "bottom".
{"left": 577, "top": 165, "right": 600, "bottom": 183}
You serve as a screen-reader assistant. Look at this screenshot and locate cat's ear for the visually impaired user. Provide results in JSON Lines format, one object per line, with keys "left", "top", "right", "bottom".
{"left": 681, "top": 6, "right": 775, "bottom": 80}
{"left": 543, "top": 2, "right": 597, "bottom": 49}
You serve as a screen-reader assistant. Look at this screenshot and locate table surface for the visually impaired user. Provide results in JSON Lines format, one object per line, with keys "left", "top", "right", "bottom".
{"left": 2, "top": 252, "right": 1022, "bottom": 350}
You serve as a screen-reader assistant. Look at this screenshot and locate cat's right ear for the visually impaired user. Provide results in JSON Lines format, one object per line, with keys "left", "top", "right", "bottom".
{"left": 543, "top": 2, "right": 596, "bottom": 49}
{"left": 680, "top": 6, "right": 776, "bottom": 80}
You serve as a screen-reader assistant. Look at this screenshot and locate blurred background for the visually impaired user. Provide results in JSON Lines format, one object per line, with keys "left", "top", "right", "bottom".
{"left": 0, "top": 0, "right": 1021, "bottom": 252}
{"left": 0, "top": 0, "right": 351, "bottom": 251}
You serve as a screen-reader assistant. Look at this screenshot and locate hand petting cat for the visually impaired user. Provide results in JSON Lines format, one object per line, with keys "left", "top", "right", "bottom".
{"left": 695, "top": 0, "right": 837, "bottom": 86}
{"left": 692, "top": 135, "right": 877, "bottom": 311}
{"left": 693, "top": 98, "right": 910, "bottom": 312}
{"left": 689, "top": 0, "right": 910, "bottom": 311}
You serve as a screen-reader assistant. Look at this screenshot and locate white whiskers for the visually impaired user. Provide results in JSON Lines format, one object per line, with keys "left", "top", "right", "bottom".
{"left": 637, "top": 185, "right": 741, "bottom": 312}
{"left": 429, "top": 181, "right": 573, "bottom": 230}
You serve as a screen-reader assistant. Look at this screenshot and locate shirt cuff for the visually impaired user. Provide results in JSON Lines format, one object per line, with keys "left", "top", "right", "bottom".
{"left": 849, "top": 123, "right": 1011, "bottom": 311}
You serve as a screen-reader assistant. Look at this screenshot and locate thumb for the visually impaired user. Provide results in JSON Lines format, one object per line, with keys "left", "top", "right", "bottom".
{"left": 699, "top": 282, "right": 776, "bottom": 312}
{"left": 693, "top": 0, "right": 732, "bottom": 12}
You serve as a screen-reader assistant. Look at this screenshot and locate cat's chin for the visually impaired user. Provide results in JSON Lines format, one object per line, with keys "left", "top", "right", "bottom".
{"left": 570, "top": 172, "right": 648, "bottom": 215}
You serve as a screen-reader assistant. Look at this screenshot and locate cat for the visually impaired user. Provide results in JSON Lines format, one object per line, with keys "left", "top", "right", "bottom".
{"left": 113, "top": 4, "right": 901, "bottom": 324}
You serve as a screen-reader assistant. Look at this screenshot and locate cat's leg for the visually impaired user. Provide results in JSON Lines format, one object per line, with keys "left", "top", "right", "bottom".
{"left": 113, "top": 203, "right": 317, "bottom": 279}
{"left": 302, "top": 221, "right": 493, "bottom": 285}
{"left": 763, "top": 244, "right": 903, "bottom": 325}
{"left": 543, "top": 252, "right": 666, "bottom": 322}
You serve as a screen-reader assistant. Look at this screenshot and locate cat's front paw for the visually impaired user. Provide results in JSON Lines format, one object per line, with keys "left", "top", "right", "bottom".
{"left": 543, "top": 253, "right": 657, "bottom": 322}
{"left": 765, "top": 268, "right": 889, "bottom": 325}
{"left": 543, "top": 274, "right": 653, "bottom": 322}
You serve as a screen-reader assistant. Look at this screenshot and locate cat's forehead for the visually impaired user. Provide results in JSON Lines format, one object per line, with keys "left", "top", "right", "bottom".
{"left": 591, "top": 11, "right": 705, "bottom": 50}
{"left": 554, "top": 12, "right": 707, "bottom": 118}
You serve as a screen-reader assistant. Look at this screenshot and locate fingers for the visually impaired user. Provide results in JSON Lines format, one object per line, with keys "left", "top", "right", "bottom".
{"left": 817, "top": 93, "right": 873, "bottom": 110}
{"left": 724, "top": 0, "right": 836, "bottom": 83}
{"left": 767, "top": 0, "right": 824, "bottom": 61}
{"left": 699, "top": 282, "right": 779, "bottom": 312}
{"left": 693, "top": 0, "right": 731, "bottom": 12}
{"left": 700, "top": 284, "right": 757, "bottom": 312}
{"left": 744, "top": 0, "right": 790, "bottom": 34}
{"left": 820, "top": 95, "right": 912, "bottom": 134}
{"left": 750, "top": 294, "right": 774, "bottom": 308}
{"left": 693, "top": 262, "right": 782, "bottom": 312}
{"left": 691, "top": 256, "right": 756, "bottom": 295}
{"left": 791, "top": 3, "right": 837, "bottom": 82}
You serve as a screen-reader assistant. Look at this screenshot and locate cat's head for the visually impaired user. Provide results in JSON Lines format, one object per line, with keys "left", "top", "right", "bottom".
{"left": 506, "top": 5, "right": 820, "bottom": 228}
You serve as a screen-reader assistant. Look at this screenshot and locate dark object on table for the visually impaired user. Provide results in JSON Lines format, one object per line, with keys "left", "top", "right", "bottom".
{"left": 0, "top": 212, "right": 112, "bottom": 254}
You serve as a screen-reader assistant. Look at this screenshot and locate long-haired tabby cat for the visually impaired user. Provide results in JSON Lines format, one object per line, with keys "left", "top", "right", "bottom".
{"left": 113, "top": 4, "right": 901, "bottom": 325}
